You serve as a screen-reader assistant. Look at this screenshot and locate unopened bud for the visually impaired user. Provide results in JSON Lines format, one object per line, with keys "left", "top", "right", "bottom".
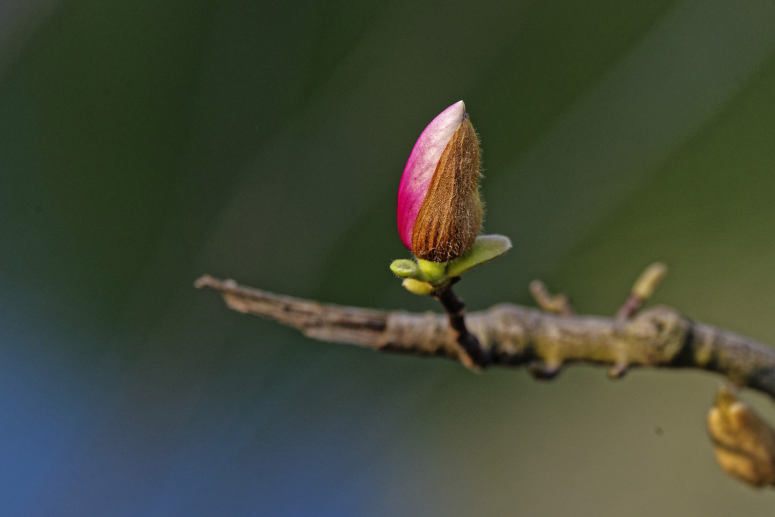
{"left": 390, "top": 259, "right": 419, "bottom": 278}
{"left": 401, "top": 278, "right": 434, "bottom": 296}
{"left": 707, "top": 385, "right": 775, "bottom": 487}
{"left": 397, "top": 101, "right": 483, "bottom": 262}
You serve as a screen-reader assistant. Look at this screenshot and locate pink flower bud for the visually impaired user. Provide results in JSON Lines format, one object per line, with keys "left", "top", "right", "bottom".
{"left": 397, "top": 101, "right": 483, "bottom": 262}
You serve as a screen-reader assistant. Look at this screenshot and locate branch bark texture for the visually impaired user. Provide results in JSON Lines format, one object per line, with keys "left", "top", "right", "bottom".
{"left": 194, "top": 275, "right": 775, "bottom": 401}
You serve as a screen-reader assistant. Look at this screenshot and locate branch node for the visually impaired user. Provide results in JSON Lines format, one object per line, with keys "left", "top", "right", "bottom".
{"left": 607, "top": 362, "right": 629, "bottom": 379}
{"left": 528, "top": 360, "right": 563, "bottom": 380}
{"left": 456, "top": 349, "right": 485, "bottom": 373}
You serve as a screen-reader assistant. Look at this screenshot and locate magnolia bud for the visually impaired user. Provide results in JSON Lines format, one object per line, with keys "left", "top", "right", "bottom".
{"left": 397, "top": 101, "right": 483, "bottom": 262}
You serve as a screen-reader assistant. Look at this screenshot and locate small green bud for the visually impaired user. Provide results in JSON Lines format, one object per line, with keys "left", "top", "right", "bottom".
{"left": 401, "top": 278, "right": 434, "bottom": 296}
{"left": 390, "top": 259, "right": 419, "bottom": 278}
{"left": 416, "top": 259, "right": 447, "bottom": 283}
{"left": 631, "top": 262, "right": 667, "bottom": 300}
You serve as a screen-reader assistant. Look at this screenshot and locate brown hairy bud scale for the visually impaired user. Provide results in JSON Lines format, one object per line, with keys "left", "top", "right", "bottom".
{"left": 411, "top": 117, "right": 482, "bottom": 262}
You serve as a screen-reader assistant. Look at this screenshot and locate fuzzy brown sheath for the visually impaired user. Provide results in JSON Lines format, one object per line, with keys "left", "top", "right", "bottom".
{"left": 411, "top": 117, "right": 483, "bottom": 262}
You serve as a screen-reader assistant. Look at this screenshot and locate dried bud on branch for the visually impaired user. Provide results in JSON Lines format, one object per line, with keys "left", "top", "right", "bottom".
{"left": 707, "top": 386, "right": 775, "bottom": 487}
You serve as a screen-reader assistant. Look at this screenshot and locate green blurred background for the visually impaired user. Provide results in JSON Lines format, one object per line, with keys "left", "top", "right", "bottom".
{"left": 2, "top": 0, "right": 775, "bottom": 515}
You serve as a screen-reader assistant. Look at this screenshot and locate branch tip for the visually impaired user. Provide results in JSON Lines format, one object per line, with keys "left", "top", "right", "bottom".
{"left": 194, "top": 274, "right": 213, "bottom": 289}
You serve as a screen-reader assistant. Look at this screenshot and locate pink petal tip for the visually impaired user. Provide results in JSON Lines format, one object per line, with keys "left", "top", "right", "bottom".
{"left": 397, "top": 101, "right": 466, "bottom": 250}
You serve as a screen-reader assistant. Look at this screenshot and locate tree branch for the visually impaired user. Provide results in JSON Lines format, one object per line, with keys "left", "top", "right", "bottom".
{"left": 193, "top": 274, "right": 775, "bottom": 401}
{"left": 195, "top": 273, "right": 775, "bottom": 487}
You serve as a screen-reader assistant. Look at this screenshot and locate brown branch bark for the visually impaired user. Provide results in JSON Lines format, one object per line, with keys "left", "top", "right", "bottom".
{"left": 194, "top": 274, "right": 775, "bottom": 401}
{"left": 194, "top": 273, "right": 775, "bottom": 487}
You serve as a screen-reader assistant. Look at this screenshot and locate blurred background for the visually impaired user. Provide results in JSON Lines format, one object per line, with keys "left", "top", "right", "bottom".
{"left": 2, "top": 0, "right": 775, "bottom": 515}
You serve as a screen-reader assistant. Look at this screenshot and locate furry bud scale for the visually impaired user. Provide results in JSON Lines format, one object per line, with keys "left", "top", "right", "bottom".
{"left": 397, "top": 101, "right": 483, "bottom": 262}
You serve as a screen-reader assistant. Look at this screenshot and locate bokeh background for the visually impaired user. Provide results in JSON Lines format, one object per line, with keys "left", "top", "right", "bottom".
{"left": 3, "top": 0, "right": 775, "bottom": 515}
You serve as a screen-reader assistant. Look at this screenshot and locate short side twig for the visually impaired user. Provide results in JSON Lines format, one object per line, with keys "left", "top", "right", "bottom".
{"left": 434, "top": 281, "right": 489, "bottom": 370}
{"left": 529, "top": 280, "right": 573, "bottom": 315}
{"left": 616, "top": 262, "right": 668, "bottom": 321}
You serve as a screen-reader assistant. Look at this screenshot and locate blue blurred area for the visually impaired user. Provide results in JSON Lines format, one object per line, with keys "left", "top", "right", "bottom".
{"left": 3, "top": 0, "right": 775, "bottom": 515}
